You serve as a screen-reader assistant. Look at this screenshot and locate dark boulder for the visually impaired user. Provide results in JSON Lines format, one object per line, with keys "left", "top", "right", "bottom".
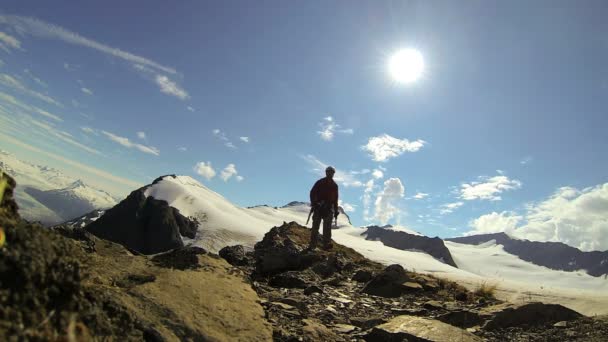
{"left": 361, "top": 264, "right": 411, "bottom": 298}
{"left": 86, "top": 182, "right": 198, "bottom": 255}
{"left": 219, "top": 245, "right": 252, "bottom": 266}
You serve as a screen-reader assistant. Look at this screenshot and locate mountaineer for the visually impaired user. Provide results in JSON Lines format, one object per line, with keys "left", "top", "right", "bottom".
{"left": 308, "top": 166, "right": 339, "bottom": 249}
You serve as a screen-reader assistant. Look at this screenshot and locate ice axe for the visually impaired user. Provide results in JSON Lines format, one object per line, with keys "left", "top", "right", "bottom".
{"left": 306, "top": 205, "right": 315, "bottom": 226}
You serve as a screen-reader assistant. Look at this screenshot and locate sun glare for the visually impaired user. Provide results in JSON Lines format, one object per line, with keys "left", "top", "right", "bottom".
{"left": 388, "top": 48, "right": 424, "bottom": 84}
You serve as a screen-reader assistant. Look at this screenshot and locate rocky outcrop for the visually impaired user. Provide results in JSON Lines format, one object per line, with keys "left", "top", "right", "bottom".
{"left": 447, "top": 233, "right": 608, "bottom": 277}
{"left": 86, "top": 180, "right": 198, "bottom": 254}
{"left": 481, "top": 302, "right": 583, "bottom": 330}
{"left": 364, "top": 226, "right": 458, "bottom": 267}
{"left": 0, "top": 172, "right": 19, "bottom": 222}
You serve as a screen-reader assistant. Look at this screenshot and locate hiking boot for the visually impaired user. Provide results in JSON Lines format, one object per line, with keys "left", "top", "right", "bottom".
{"left": 322, "top": 243, "right": 333, "bottom": 250}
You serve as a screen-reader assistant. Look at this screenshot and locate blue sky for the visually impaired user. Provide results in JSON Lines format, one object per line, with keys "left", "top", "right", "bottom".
{"left": 0, "top": 1, "right": 607, "bottom": 250}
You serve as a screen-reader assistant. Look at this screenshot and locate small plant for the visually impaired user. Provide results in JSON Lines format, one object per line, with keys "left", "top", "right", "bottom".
{"left": 474, "top": 281, "right": 498, "bottom": 299}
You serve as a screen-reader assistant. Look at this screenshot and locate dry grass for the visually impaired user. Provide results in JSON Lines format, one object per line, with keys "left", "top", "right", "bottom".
{"left": 475, "top": 281, "right": 498, "bottom": 299}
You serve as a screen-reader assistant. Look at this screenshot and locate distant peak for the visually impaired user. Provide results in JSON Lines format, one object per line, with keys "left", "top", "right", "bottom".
{"left": 282, "top": 201, "right": 308, "bottom": 208}
{"left": 68, "top": 179, "right": 87, "bottom": 188}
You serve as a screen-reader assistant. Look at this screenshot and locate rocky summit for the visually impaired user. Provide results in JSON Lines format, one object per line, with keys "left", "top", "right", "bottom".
{"left": 1, "top": 174, "right": 608, "bottom": 341}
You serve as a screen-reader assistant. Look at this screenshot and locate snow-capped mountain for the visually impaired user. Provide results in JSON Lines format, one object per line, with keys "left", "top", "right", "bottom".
{"left": 0, "top": 150, "right": 117, "bottom": 224}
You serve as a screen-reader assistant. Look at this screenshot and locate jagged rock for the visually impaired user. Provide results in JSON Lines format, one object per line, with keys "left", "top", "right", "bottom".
{"left": 423, "top": 300, "right": 444, "bottom": 310}
{"left": 361, "top": 264, "right": 411, "bottom": 298}
{"left": 0, "top": 173, "right": 19, "bottom": 221}
{"left": 437, "top": 310, "right": 484, "bottom": 328}
{"left": 219, "top": 245, "right": 251, "bottom": 266}
{"left": 269, "top": 272, "right": 309, "bottom": 289}
{"left": 482, "top": 302, "right": 583, "bottom": 330}
{"left": 554, "top": 321, "right": 568, "bottom": 328}
{"left": 278, "top": 297, "right": 306, "bottom": 310}
{"left": 352, "top": 269, "right": 373, "bottom": 283}
{"left": 253, "top": 222, "right": 320, "bottom": 275}
{"left": 151, "top": 246, "right": 207, "bottom": 270}
{"left": 365, "top": 315, "right": 482, "bottom": 342}
{"left": 350, "top": 317, "right": 387, "bottom": 330}
{"left": 402, "top": 281, "right": 424, "bottom": 291}
{"left": 312, "top": 254, "right": 344, "bottom": 278}
{"left": 304, "top": 285, "right": 323, "bottom": 295}
{"left": 86, "top": 182, "right": 198, "bottom": 254}
{"left": 363, "top": 226, "right": 458, "bottom": 267}
{"left": 333, "top": 324, "right": 357, "bottom": 333}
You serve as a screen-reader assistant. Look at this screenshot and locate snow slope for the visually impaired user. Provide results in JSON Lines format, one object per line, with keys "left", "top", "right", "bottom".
{"left": 145, "top": 176, "right": 608, "bottom": 315}
{"left": 0, "top": 151, "right": 117, "bottom": 224}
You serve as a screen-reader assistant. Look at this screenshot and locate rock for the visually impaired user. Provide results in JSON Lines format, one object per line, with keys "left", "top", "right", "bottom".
{"left": 482, "top": 302, "right": 583, "bottom": 330}
{"left": 554, "top": 321, "right": 568, "bottom": 328}
{"left": 304, "top": 285, "right": 323, "bottom": 295}
{"left": 361, "top": 264, "right": 410, "bottom": 298}
{"left": 423, "top": 300, "right": 444, "bottom": 310}
{"left": 151, "top": 246, "right": 207, "bottom": 270}
{"left": 86, "top": 181, "right": 199, "bottom": 254}
{"left": 312, "top": 254, "right": 344, "bottom": 278}
{"left": 329, "top": 296, "right": 353, "bottom": 304}
{"left": 333, "top": 324, "right": 357, "bottom": 334}
{"left": 352, "top": 269, "right": 374, "bottom": 283}
{"left": 253, "top": 222, "right": 320, "bottom": 275}
{"left": 364, "top": 315, "right": 482, "bottom": 342}
{"left": 218, "top": 245, "right": 251, "bottom": 266}
{"left": 278, "top": 297, "right": 306, "bottom": 310}
{"left": 402, "top": 281, "right": 424, "bottom": 291}
{"left": 437, "top": 310, "right": 484, "bottom": 329}
{"left": 302, "top": 319, "right": 345, "bottom": 342}
{"left": 269, "top": 272, "right": 308, "bottom": 289}
{"left": 391, "top": 308, "right": 427, "bottom": 316}
{"left": 350, "top": 317, "right": 387, "bottom": 330}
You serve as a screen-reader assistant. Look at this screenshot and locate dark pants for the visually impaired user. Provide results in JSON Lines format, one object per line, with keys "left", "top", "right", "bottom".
{"left": 310, "top": 208, "right": 333, "bottom": 248}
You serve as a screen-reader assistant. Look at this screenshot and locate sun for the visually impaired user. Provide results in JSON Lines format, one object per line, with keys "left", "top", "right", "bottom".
{"left": 388, "top": 48, "right": 425, "bottom": 84}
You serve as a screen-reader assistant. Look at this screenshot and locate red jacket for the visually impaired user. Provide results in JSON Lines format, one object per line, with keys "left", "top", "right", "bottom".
{"left": 310, "top": 177, "right": 339, "bottom": 212}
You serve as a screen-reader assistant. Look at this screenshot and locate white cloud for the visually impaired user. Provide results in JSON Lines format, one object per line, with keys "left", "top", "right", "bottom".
{"left": 239, "top": 136, "right": 250, "bottom": 143}
{"left": 460, "top": 174, "right": 522, "bottom": 201}
{"left": 187, "top": 106, "right": 195, "bottom": 112}
{"left": 0, "top": 15, "right": 176, "bottom": 74}
{"left": 339, "top": 199, "right": 356, "bottom": 213}
{"left": 194, "top": 161, "right": 216, "bottom": 180}
{"left": 520, "top": 156, "right": 533, "bottom": 165}
{"left": 374, "top": 178, "right": 405, "bottom": 225}
{"left": 101, "top": 130, "right": 160, "bottom": 156}
{"left": 81, "top": 87, "right": 93, "bottom": 95}
{"left": 23, "top": 69, "right": 47, "bottom": 88}
{"left": 81, "top": 126, "right": 96, "bottom": 135}
{"left": 177, "top": 146, "right": 187, "bottom": 152}
{"left": 440, "top": 201, "right": 464, "bottom": 215}
{"left": 413, "top": 192, "right": 429, "bottom": 199}
{"left": 0, "top": 31, "right": 21, "bottom": 52}
{"left": 301, "top": 154, "right": 364, "bottom": 188}
{"left": 468, "top": 211, "right": 523, "bottom": 235}
{"left": 155, "top": 75, "right": 189, "bottom": 100}
{"left": 465, "top": 183, "right": 608, "bottom": 251}
{"left": 220, "top": 163, "right": 240, "bottom": 182}
{"left": 372, "top": 169, "right": 384, "bottom": 179}
{"left": 225, "top": 142, "right": 236, "bottom": 149}
{"left": 362, "top": 134, "right": 426, "bottom": 162}
{"left": 236, "top": 175, "right": 244, "bottom": 182}
{"left": 317, "top": 116, "right": 354, "bottom": 141}
{"left": 0, "top": 73, "right": 62, "bottom": 107}
{"left": 363, "top": 179, "right": 375, "bottom": 221}
{"left": 136, "top": 131, "right": 146, "bottom": 140}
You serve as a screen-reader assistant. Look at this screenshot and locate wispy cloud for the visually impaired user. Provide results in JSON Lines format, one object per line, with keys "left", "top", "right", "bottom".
{"left": 0, "top": 91, "right": 62, "bottom": 121}
{"left": 372, "top": 169, "right": 384, "bottom": 179}
{"left": 213, "top": 128, "right": 237, "bottom": 149}
{"left": 0, "top": 134, "right": 141, "bottom": 192}
{"left": 0, "top": 73, "right": 62, "bottom": 107}
{"left": 413, "top": 192, "right": 429, "bottom": 199}
{"left": 460, "top": 174, "right": 522, "bottom": 201}
{"left": 520, "top": 156, "right": 533, "bottom": 165}
{"left": 28, "top": 118, "right": 102, "bottom": 155}
{"left": 81, "top": 126, "right": 97, "bottom": 135}
{"left": 301, "top": 154, "right": 364, "bottom": 188}
{"left": 362, "top": 134, "right": 426, "bottom": 162}
{"left": 155, "top": 75, "right": 189, "bottom": 100}
{"left": 23, "top": 69, "right": 47, "bottom": 88}
{"left": 177, "top": 146, "right": 187, "bottom": 152}
{"left": 220, "top": 163, "right": 242, "bottom": 182}
{"left": 439, "top": 201, "right": 464, "bottom": 215}
{"left": 239, "top": 136, "right": 250, "bottom": 143}
{"left": 102, "top": 130, "right": 160, "bottom": 156}
{"left": 339, "top": 199, "right": 356, "bottom": 213}
{"left": 187, "top": 106, "right": 195, "bottom": 112}
{"left": 317, "top": 116, "right": 353, "bottom": 141}
{"left": 194, "top": 161, "right": 215, "bottom": 180}
{"left": 81, "top": 87, "right": 93, "bottom": 95}
{"left": 0, "top": 31, "right": 21, "bottom": 52}
{"left": 0, "top": 15, "right": 176, "bottom": 74}
{"left": 136, "top": 131, "right": 146, "bottom": 140}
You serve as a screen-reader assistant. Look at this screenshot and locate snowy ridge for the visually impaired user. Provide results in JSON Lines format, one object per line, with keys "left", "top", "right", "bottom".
{"left": 139, "top": 175, "right": 608, "bottom": 315}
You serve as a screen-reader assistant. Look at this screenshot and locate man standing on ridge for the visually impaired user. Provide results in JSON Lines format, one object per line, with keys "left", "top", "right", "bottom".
{"left": 308, "top": 166, "right": 339, "bottom": 250}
